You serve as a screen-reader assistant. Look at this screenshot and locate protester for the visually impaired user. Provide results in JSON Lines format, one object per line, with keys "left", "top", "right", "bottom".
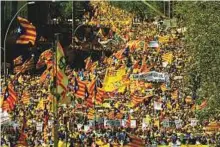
{"left": 1, "top": 1, "right": 220, "bottom": 147}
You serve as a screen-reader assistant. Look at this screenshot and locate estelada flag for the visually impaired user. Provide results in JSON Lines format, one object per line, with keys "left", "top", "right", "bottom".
{"left": 2, "top": 84, "right": 17, "bottom": 112}
{"left": 73, "top": 78, "right": 87, "bottom": 99}
{"left": 16, "top": 16, "right": 36, "bottom": 46}
{"left": 127, "top": 135, "right": 145, "bottom": 147}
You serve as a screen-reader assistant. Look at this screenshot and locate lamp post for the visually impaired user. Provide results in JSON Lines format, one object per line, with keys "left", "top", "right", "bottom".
{"left": 3, "top": 1, "right": 35, "bottom": 84}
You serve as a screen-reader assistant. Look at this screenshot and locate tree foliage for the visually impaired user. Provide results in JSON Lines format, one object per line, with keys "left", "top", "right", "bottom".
{"left": 50, "top": 1, "right": 85, "bottom": 20}
{"left": 176, "top": 2, "right": 220, "bottom": 119}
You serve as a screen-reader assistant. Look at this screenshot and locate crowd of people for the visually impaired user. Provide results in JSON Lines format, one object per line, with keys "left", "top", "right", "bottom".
{"left": 1, "top": 1, "right": 220, "bottom": 147}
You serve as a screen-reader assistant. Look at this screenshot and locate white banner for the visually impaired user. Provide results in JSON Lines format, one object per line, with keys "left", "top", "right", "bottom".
{"left": 154, "top": 101, "right": 163, "bottom": 110}
{"left": 162, "top": 119, "right": 170, "bottom": 128}
{"left": 142, "top": 119, "right": 147, "bottom": 130}
{"left": 130, "top": 120, "right": 136, "bottom": 128}
{"left": 48, "top": 120, "right": 53, "bottom": 127}
{"left": 190, "top": 118, "right": 198, "bottom": 127}
{"left": 84, "top": 125, "right": 90, "bottom": 132}
{"left": 175, "top": 119, "right": 182, "bottom": 128}
{"left": 77, "top": 124, "right": 83, "bottom": 130}
{"left": 121, "top": 119, "right": 126, "bottom": 127}
{"left": 36, "top": 122, "right": 43, "bottom": 132}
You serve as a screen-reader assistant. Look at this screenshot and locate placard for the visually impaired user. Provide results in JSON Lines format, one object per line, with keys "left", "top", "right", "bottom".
{"left": 162, "top": 119, "right": 170, "bottom": 128}
{"left": 190, "top": 118, "right": 198, "bottom": 127}
{"left": 104, "top": 119, "right": 121, "bottom": 127}
{"left": 121, "top": 119, "right": 126, "bottom": 127}
{"left": 130, "top": 120, "right": 136, "bottom": 128}
{"left": 142, "top": 119, "right": 147, "bottom": 130}
{"left": 36, "top": 122, "right": 43, "bottom": 132}
{"left": 154, "top": 101, "right": 162, "bottom": 110}
{"left": 84, "top": 125, "right": 90, "bottom": 132}
{"left": 175, "top": 119, "right": 182, "bottom": 128}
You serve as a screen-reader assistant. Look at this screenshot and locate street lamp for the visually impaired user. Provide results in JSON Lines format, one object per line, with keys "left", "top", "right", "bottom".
{"left": 3, "top": 1, "right": 35, "bottom": 84}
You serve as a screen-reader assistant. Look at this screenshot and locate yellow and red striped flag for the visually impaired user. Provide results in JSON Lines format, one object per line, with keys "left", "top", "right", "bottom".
{"left": 126, "top": 135, "right": 145, "bottom": 147}
{"left": 21, "top": 56, "right": 35, "bottom": 73}
{"left": 113, "top": 49, "right": 125, "bottom": 60}
{"left": 55, "top": 42, "right": 68, "bottom": 96}
{"left": 13, "top": 55, "right": 23, "bottom": 65}
{"left": 95, "top": 88, "right": 105, "bottom": 104}
{"left": 86, "top": 80, "right": 96, "bottom": 108}
{"left": 21, "top": 92, "right": 30, "bottom": 104}
{"left": 131, "top": 95, "right": 144, "bottom": 107}
{"left": 2, "top": 84, "right": 17, "bottom": 112}
{"left": 36, "top": 49, "right": 53, "bottom": 69}
{"left": 16, "top": 132, "right": 28, "bottom": 147}
{"left": 40, "top": 69, "right": 51, "bottom": 83}
{"left": 84, "top": 56, "right": 93, "bottom": 71}
{"left": 73, "top": 78, "right": 88, "bottom": 99}
{"left": 13, "top": 65, "right": 22, "bottom": 73}
{"left": 16, "top": 16, "right": 36, "bottom": 46}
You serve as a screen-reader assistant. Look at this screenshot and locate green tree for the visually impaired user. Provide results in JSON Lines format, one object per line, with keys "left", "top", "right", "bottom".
{"left": 50, "top": 1, "right": 85, "bottom": 21}
{"left": 176, "top": 2, "right": 220, "bottom": 119}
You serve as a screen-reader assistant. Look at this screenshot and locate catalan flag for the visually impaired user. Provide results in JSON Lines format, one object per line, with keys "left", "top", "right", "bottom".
{"left": 16, "top": 16, "right": 36, "bottom": 46}
{"left": 2, "top": 84, "right": 17, "bottom": 112}
{"left": 16, "top": 132, "right": 28, "bottom": 146}
{"left": 95, "top": 88, "right": 105, "bottom": 104}
{"left": 85, "top": 85, "right": 89, "bottom": 99}
{"left": 126, "top": 135, "right": 145, "bottom": 147}
{"left": 21, "top": 92, "right": 30, "bottom": 104}
{"left": 86, "top": 80, "right": 96, "bottom": 107}
{"left": 124, "top": 115, "right": 131, "bottom": 128}
{"left": 36, "top": 49, "right": 53, "bottom": 69}
{"left": 40, "top": 69, "right": 51, "bottom": 83}
{"left": 108, "top": 111, "right": 115, "bottom": 119}
{"left": 13, "top": 55, "right": 23, "bottom": 65}
{"left": 87, "top": 109, "right": 95, "bottom": 120}
{"left": 86, "top": 80, "right": 105, "bottom": 108}
{"left": 56, "top": 42, "right": 68, "bottom": 95}
{"left": 13, "top": 65, "right": 22, "bottom": 73}
{"left": 84, "top": 56, "right": 93, "bottom": 71}
{"left": 90, "top": 61, "right": 98, "bottom": 72}
{"left": 131, "top": 95, "right": 144, "bottom": 108}
{"left": 133, "top": 60, "right": 140, "bottom": 70}
{"left": 140, "top": 57, "right": 149, "bottom": 73}
{"left": 21, "top": 56, "right": 35, "bottom": 73}
{"left": 73, "top": 78, "right": 87, "bottom": 99}
{"left": 40, "top": 49, "right": 53, "bottom": 62}
{"left": 113, "top": 49, "right": 125, "bottom": 60}
{"left": 73, "top": 77, "right": 79, "bottom": 92}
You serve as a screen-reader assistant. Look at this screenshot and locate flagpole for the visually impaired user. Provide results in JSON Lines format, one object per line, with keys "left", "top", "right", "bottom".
{"left": 3, "top": 1, "right": 35, "bottom": 84}
{"left": 94, "top": 87, "right": 97, "bottom": 141}
{"left": 51, "top": 41, "right": 56, "bottom": 147}
{"left": 54, "top": 33, "right": 60, "bottom": 147}
{"left": 94, "top": 79, "right": 97, "bottom": 142}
